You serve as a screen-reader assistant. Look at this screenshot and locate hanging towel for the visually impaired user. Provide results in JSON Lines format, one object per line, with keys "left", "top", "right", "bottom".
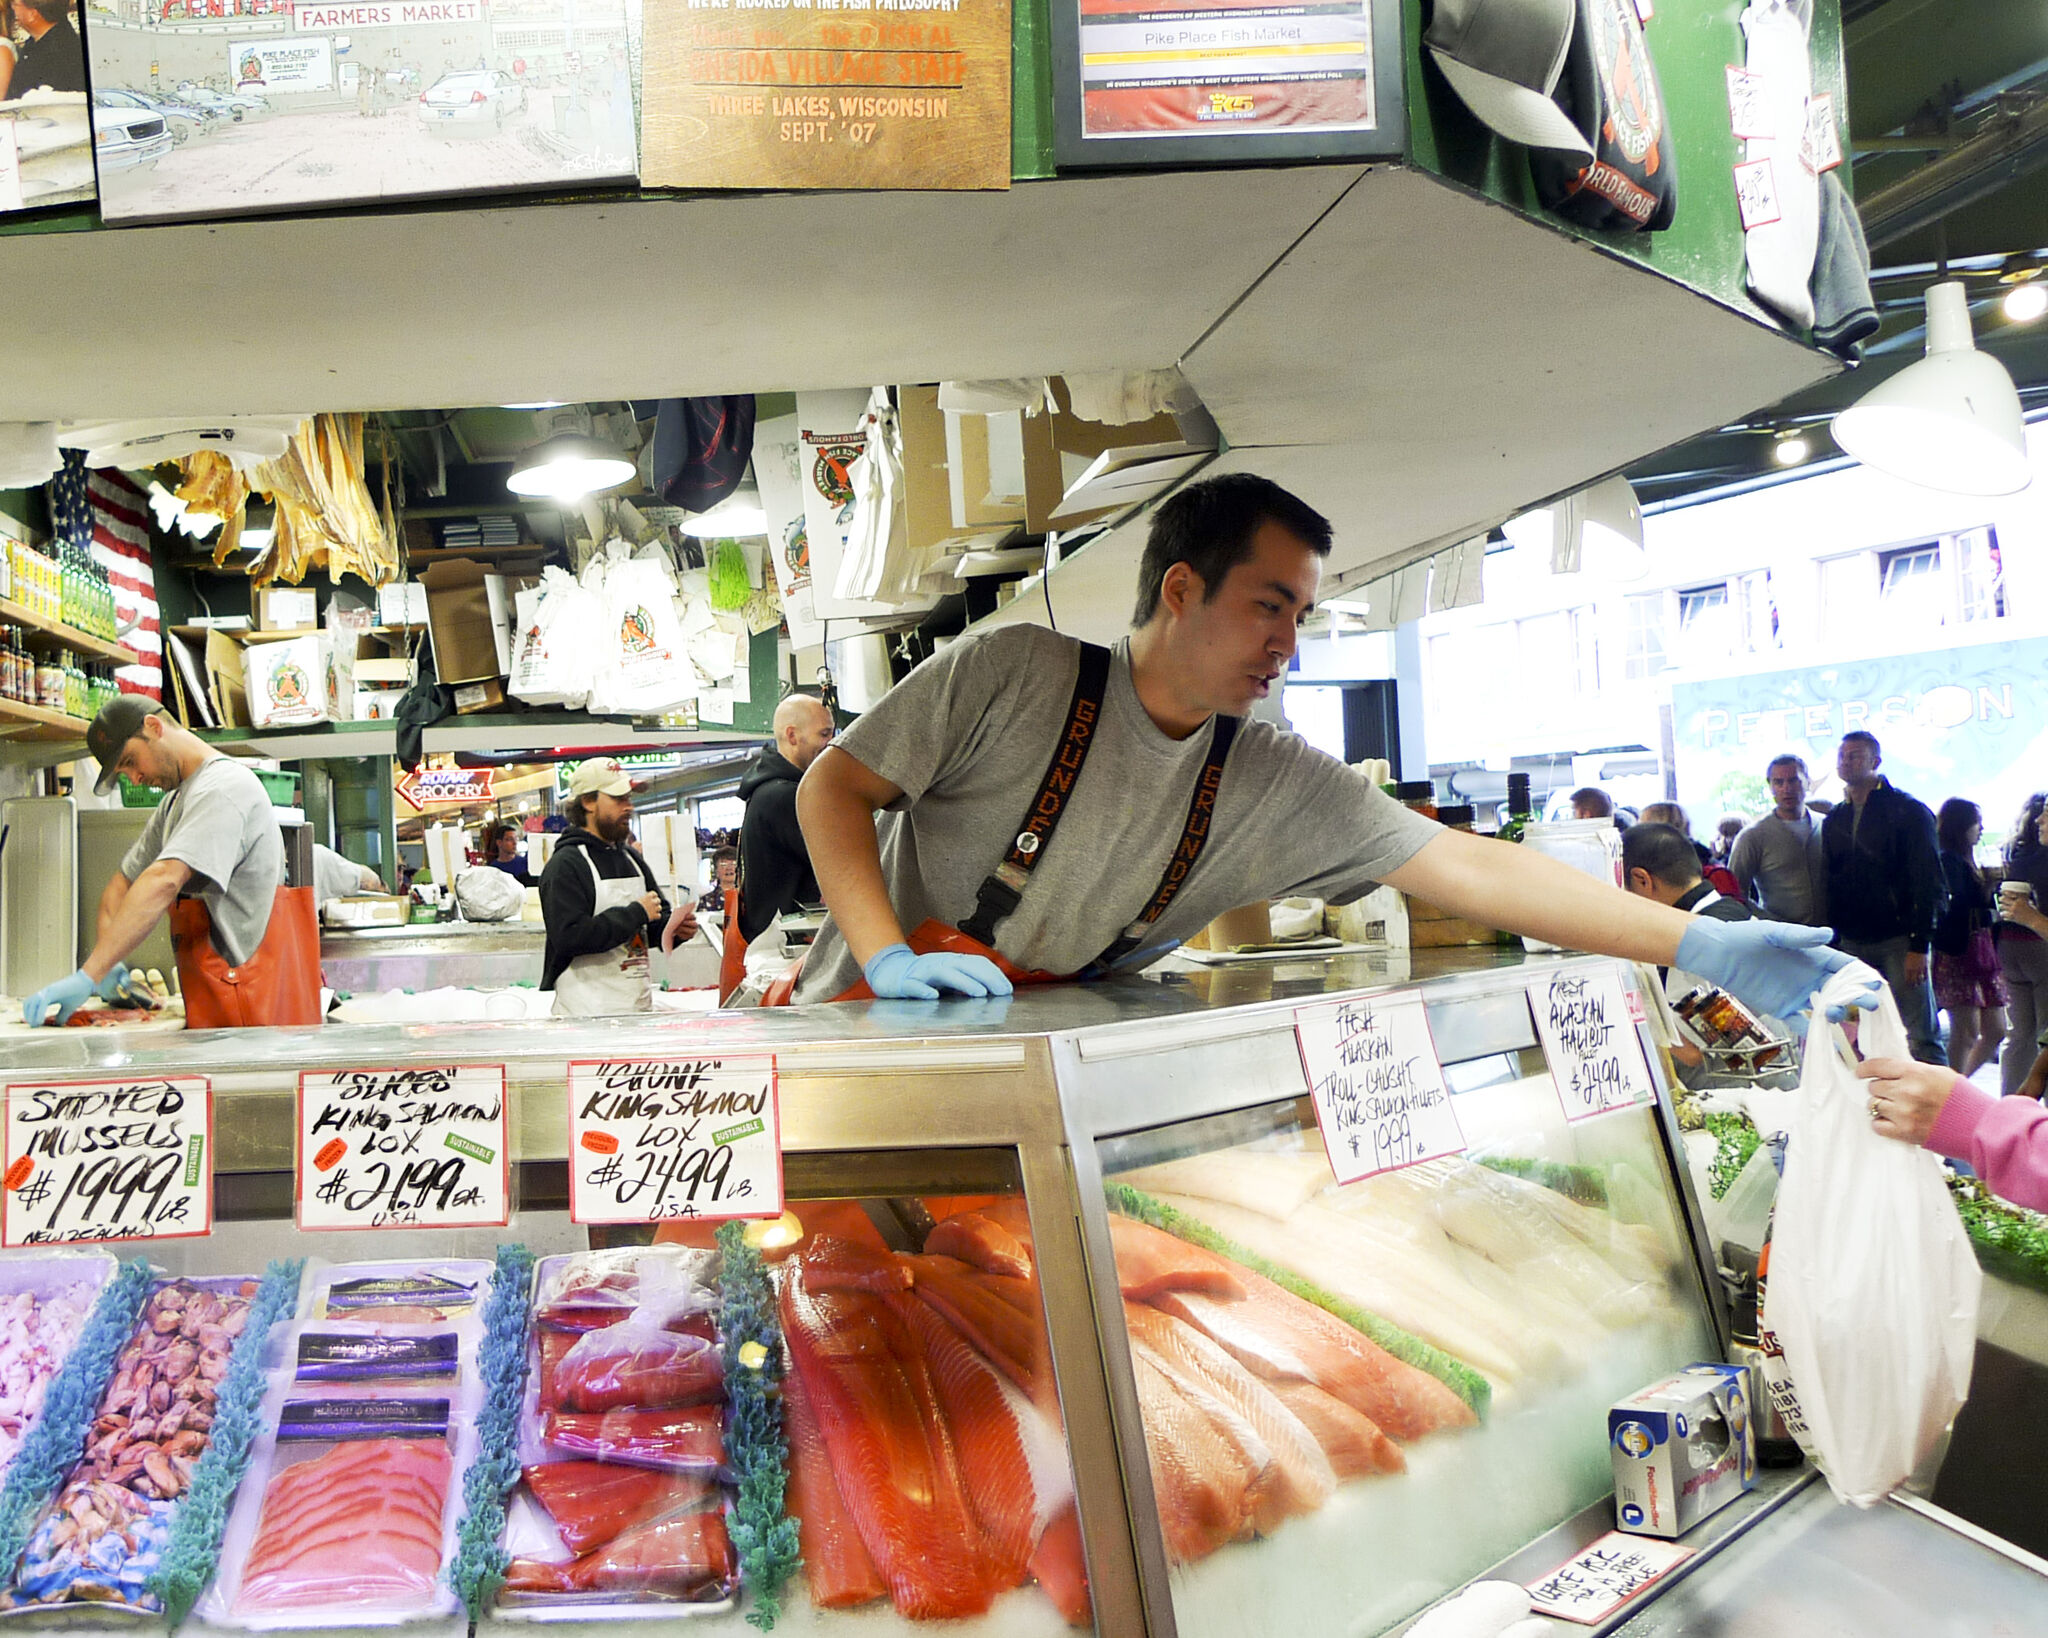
{"left": 1811, "top": 171, "right": 1879, "bottom": 361}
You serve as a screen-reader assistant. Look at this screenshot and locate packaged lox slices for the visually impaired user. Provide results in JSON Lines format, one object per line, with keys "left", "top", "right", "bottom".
{"left": 0, "top": 1252, "right": 118, "bottom": 1491}
{"left": 493, "top": 1249, "right": 734, "bottom": 1620}
{"left": 3, "top": 1274, "right": 258, "bottom": 1616}
{"left": 199, "top": 1263, "right": 492, "bottom": 1631}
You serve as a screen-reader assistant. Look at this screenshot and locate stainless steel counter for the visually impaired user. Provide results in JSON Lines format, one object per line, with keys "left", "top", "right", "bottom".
{"left": 319, "top": 919, "right": 545, "bottom": 992}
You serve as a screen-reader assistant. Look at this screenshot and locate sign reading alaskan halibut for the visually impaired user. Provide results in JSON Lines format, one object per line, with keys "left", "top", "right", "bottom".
{"left": 642, "top": 0, "right": 1012, "bottom": 190}
{"left": 2, "top": 1077, "right": 212, "bottom": 1247}
{"left": 295, "top": 1064, "right": 511, "bottom": 1231}
{"left": 1529, "top": 970, "right": 1657, "bottom": 1121}
{"left": 86, "top": 0, "right": 639, "bottom": 223}
{"left": 567, "top": 1055, "right": 783, "bottom": 1225}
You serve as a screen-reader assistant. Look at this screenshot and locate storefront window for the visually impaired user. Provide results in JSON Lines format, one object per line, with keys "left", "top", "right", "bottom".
{"left": 1674, "top": 583, "right": 1734, "bottom": 669}
{"left": 1954, "top": 526, "right": 2006, "bottom": 623}
{"left": 1624, "top": 592, "right": 1668, "bottom": 679}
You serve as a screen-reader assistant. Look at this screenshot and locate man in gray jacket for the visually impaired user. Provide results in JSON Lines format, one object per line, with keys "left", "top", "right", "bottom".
{"left": 1730, "top": 754, "right": 1827, "bottom": 925}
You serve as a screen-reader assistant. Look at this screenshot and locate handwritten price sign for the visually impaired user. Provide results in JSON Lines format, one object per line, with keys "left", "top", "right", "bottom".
{"left": 3, "top": 1078, "right": 212, "bottom": 1248}
{"left": 568, "top": 1056, "right": 782, "bottom": 1225}
{"left": 1527, "top": 1532, "right": 1691, "bottom": 1624}
{"left": 1529, "top": 971, "right": 1657, "bottom": 1122}
{"left": 1295, "top": 992, "right": 1464, "bottom": 1184}
{"left": 296, "top": 1065, "right": 509, "bottom": 1231}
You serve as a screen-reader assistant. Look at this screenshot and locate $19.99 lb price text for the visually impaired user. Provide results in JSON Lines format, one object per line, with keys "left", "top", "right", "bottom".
{"left": 3, "top": 1078, "right": 213, "bottom": 1247}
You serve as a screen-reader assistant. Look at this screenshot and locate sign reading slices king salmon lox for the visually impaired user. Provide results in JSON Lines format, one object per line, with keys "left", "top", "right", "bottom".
{"left": 1529, "top": 970, "right": 1658, "bottom": 1121}
{"left": 641, "top": 0, "right": 1014, "bottom": 191}
{"left": 296, "top": 1065, "right": 510, "bottom": 1231}
{"left": 2, "top": 1077, "right": 212, "bottom": 1248}
{"left": 568, "top": 1055, "right": 782, "bottom": 1225}
{"left": 1294, "top": 992, "right": 1464, "bottom": 1184}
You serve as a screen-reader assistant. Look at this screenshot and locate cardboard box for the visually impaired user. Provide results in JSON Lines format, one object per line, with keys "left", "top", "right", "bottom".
{"left": 1018, "top": 378, "right": 1208, "bottom": 534}
{"left": 451, "top": 677, "right": 504, "bottom": 715}
{"left": 1610, "top": 1365, "right": 1756, "bottom": 1539}
{"left": 376, "top": 582, "right": 429, "bottom": 627}
{"left": 354, "top": 654, "right": 416, "bottom": 687}
{"left": 323, "top": 893, "right": 409, "bottom": 928}
{"left": 241, "top": 630, "right": 356, "bottom": 728}
{"left": 252, "top": 587, "right": 318, "bottom": 632}
{"left": 421, "top": 558, "right": 504, "bottom": 684}
{"left": 353, "top": 687, "right": 407, "bottom": 721}
{"left": 204, "top": 629, "right": 250, "bottom": 728}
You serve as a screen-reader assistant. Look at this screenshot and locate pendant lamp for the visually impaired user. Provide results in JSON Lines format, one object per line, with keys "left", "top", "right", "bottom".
{"left": 1504, "top": 475, "right": 1647, "bottom": 582}
{"left": 1831, "top": 281, "right": 2031, "bottom": 496}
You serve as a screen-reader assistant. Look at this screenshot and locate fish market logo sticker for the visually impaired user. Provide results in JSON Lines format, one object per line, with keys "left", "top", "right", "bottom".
{"left": 782, "top": 517, "right": 809, "bottom": 585}
{"left": 1615, "top": 1420, "right": 1654, "bottom": 1457}
{"left": 270, "top": 661, "right": 309, "bottom": 708}
{"left": 620, "top": 606, "right": 660, "bottom": 657}
{"left": 239, "top": 51, "right": 267, "bottom": 88}
{"left": 1589, "top": 0, "right": 1664, "bottom": 164}
{"left": 811, "top": 446, "right": 855, "bottom": 510}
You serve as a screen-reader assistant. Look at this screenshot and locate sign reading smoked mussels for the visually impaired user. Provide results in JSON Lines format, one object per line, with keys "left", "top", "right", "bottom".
{"left": 642, "top": 0, "right": 1012, "bottom": 190}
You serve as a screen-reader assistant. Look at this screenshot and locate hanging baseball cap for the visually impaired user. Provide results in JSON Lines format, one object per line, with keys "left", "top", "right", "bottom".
{"left": 565, "top": 756, "right": 636, "bottom": 799}
{"left": 84, "top": 695, "right": 165, "bottom": 796}
{"left": 1425, "top": 0, "right": 1595, "bottom": 158}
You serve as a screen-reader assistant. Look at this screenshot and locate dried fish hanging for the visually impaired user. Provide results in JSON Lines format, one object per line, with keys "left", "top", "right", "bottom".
{"left": 245, "top": 414, "right": 400, "bottom": 587}
{"left": 169, "top": 452, "right": 250, "bottom": 568}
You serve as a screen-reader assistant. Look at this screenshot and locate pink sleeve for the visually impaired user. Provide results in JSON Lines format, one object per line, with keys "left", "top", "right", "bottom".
{"left": 1926, "top": 1080, "right": 2048, "bottom": 1214}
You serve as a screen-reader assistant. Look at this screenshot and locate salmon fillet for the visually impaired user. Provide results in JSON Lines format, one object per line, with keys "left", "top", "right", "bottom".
{"left": 1108, "top": 1216, "right": 1250, "bottom": 1302}
{"left": 781, "top": 1340, "right": 886, "bottom": 1610}
{"left": 1266, "top": 1380, "right": 1405, "bottom": 1478}
{"left": 524, "top": 1462, "right": 715, "bottom": 1555}
{"left": 233, "top": 1438, "right": 450, "bottom": 1614}
{"left": 926, "top": 1212, "right": 1034, "bottom": 1279}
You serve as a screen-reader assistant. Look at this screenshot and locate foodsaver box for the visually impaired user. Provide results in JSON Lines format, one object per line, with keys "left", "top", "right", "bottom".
{"left": 1610, "top": 1363, "right": 1756, "bottom": 1538}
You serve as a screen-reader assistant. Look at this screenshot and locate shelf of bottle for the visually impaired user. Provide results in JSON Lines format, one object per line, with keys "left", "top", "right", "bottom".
{"left": 0, "top": 597, "right": 141, "bottom": 667}
{"left": 0, "top": 693, "right": 89, "bottom": 742}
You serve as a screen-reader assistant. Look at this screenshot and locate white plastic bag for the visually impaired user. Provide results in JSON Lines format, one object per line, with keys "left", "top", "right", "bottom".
{"left": 582, "top": 546, "right": 694, "bottom": 716}
{"left": 453, "top": 865, "right": 523, "bottom": 922}
{"left": 1759, "top": 964, "right": 1980, "bottom": 1505}
{"left": 835, "top": 387, "right": 907, "bottom": 603}
{"left": 509, "top": 566, "right": 601, "bottom": 708}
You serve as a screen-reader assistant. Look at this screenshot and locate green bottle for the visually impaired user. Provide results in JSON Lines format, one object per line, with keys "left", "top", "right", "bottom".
{"left": 1497, "top": 772, "right": 1533, "bottom": 843}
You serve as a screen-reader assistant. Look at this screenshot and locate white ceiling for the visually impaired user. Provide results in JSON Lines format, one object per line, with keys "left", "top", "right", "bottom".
{"left": 983, "top": 167, "right": 1843, "bottom": 644}
{"left": 0, "top": 166, "right": 1363, "bottom": 421}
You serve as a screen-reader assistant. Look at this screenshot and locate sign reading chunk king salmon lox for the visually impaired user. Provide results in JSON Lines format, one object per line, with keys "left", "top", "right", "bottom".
{"left": 1294, "top": 992, "right": 1464, "bottom": 1184}
{"left": 2, "top": 1077, "right": 212, "bottom": 1248}
{"left": 296, "top": 1065, "right": 510, "bottom": 1231}
{"left": 1529, "top": 970, "right": 1658, "bottom": 1121}
{"left": 568, "top": 1056, "right": 782, "bottom": 1225}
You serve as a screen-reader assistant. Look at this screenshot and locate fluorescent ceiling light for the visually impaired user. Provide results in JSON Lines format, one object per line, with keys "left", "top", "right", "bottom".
{"left": 1832, "top": 280, "right": 2030, "bottom": 496}
{"left": 507, "top": 433, "right": 636, "bottom": 501}
{"left": 684, "top": 486, "right": 767, "bottom": 539}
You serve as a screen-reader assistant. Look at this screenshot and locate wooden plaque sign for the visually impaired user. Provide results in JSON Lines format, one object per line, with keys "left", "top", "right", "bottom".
{"left": 643, "top": 0, "right": 1013, "bottom": 191}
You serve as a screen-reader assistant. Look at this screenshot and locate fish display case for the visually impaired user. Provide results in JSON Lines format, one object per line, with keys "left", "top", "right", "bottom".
{"left": 0, "top": 949, "right": 2042, "bottom": 1638}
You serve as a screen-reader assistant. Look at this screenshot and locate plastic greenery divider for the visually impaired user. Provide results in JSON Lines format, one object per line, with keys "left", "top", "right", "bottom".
{"left": 148, "top": 1257, "right": 305, "bottom": 1629}
{"left": 1106, "top": 1182, "right": 1492, "bottom": 1418}
{"left": 448, "top": 1243, "right": 535, "bottom": 1624}
{"left": 717, "top": 1220, "right": 800, "bottom": 1630}
{"left": 0, "top": 1256, "right": 152, "bottom": 1587}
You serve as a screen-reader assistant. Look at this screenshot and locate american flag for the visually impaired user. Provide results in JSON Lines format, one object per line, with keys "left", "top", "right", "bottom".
{"left": 49, "top": 453, "right": 161, "bottom": 702}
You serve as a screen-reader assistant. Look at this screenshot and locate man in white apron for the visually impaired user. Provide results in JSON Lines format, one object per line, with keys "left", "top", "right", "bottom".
{"left": 538, "top": 757, "right": 673, "bottom": 1015}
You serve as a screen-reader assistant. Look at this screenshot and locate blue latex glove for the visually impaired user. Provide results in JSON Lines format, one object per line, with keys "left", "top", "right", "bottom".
{"left": 95, "top": 962, "right": 153, "bottom": 1007}
{"left": 863, "top": 943, "right": 1014, "bottom": 1001}
{"left": 1675, "top": 919, "right": 1881, "bottom": 1022}
{"left": 23, "top": 968, "right": 96, "bottom": 1027}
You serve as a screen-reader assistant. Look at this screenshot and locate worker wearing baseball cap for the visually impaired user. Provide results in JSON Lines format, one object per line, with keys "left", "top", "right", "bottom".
{"left": 22, "top": 695, "right": 320, "bottom": 1028}
{"left": 539, "top": 756, "right": 692, "bottom": 1014}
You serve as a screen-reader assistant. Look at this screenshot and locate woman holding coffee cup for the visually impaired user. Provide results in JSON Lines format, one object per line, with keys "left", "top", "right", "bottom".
{"left": 1994, "top": 793, "right": 2048, "bottom": 1095}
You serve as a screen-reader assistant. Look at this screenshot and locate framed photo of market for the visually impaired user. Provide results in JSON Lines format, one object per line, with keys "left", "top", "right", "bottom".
{"left": 1048, "top": 0, "right": 1406, "bottom": 169}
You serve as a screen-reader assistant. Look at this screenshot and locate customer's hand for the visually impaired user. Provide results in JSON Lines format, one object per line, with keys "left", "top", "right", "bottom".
{"left": 637, "top": 890, "right": 664, "bottom": 922}
{"left": 863, "top": 943, "right": 1014, "bottom": 1000}
{"left": 1859, "top": 1056, "right": 1963, "bottom": 1145}
{"left": 23, "top": 968, "right": 95, "bottom": 1027}
{"left": 1674, "top": 919, "right": 1881, "bottom": 1021}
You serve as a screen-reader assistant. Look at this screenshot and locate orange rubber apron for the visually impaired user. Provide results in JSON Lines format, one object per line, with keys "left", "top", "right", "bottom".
{"left": 717, "top": 887, "right": 748, "bottom": 1004}
{"left": 763, "top": 642, "right": 1236, "bottom": 1007}
{"left": 169, "top": 885, "right": 324, "bottom": 1029}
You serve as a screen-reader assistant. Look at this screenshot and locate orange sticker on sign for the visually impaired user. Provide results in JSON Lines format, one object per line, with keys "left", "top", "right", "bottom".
{"left": 580, "top": 1129, "right": 620, "bottom": 1156}
{"left": 313, "top": 1138, "right": 348, "bottom": 1173}
{"left": 3, "top": 1155, "right": 31, "bottom": 1192}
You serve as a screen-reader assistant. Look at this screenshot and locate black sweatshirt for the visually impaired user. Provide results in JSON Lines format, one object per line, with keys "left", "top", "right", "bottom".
{"left": 737, "top": 746, "right": 820, "bottom": 944}
{"left": 537, "top": 828, "right": 669, "bottom": 990}
{"left": 1821, "top": 780, "right": 1942, "bottom": 953}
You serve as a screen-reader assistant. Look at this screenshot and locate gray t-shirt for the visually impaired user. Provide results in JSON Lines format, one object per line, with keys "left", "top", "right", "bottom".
{"left": 312, "top": 844, "right": 370, "bottom": 907}
{"left": 122, "top": 758, "right": 284, "bottom": 967}
{"left": 1728, "top": 811, "right": 1827, "bottom": 926}
{"left": 797, "top": 625, "right": 1441, "bottom": 1002}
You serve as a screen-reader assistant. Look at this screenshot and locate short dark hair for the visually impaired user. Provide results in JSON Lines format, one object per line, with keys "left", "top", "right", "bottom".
{"left": 1131, "top": 473, "right": 1333, "bottom": 626}
{"left": 1766, "top": 754, "right": 1807, "bottom": 779}
{"left": 15, "top": 0, "right": 67, "bottom": 17}
{"left": 1841, "top": 729, "right": 1881, "bottom": 756}
{"left": 1937, "top": 798, "right": 1982, "bottom": 854}
{"left": 1623, "top": 822, "right": 1704, "bottom": 889}
{"left": 712, "top": 845, "right": 738, "bottom": 867}
{"left": 1569, "top": 786, "right": 1613, "bottom": 817}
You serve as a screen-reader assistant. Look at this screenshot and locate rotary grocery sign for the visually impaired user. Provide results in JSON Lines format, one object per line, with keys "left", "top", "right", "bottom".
{"left": 395, "top": 766, "right": 496, "bottom": 809}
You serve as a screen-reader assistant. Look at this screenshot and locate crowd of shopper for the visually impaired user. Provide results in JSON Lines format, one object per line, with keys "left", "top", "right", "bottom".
{"left": 1586, "top": 729, "right": 2048, "bottom": 1099}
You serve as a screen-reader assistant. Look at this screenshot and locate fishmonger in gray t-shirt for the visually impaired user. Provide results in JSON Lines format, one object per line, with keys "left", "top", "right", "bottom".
{"left": 796, "top": 624, "right": 1438, "bottom": 1002}
{"left": 121, "top": 758, "right": 285, "bottom": 966}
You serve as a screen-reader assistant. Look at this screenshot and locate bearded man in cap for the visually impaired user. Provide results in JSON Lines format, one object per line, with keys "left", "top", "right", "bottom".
{"left": 24, "top": 696, "right": 319, "bottom": 1028}
{"left": 539, "top": 756, "right": 689, "bottom": 1014}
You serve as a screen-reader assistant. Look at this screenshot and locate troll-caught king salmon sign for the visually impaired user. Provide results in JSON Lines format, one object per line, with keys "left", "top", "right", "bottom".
{"left": 641, "top": 0, "right": 1012, "bottom": 190}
